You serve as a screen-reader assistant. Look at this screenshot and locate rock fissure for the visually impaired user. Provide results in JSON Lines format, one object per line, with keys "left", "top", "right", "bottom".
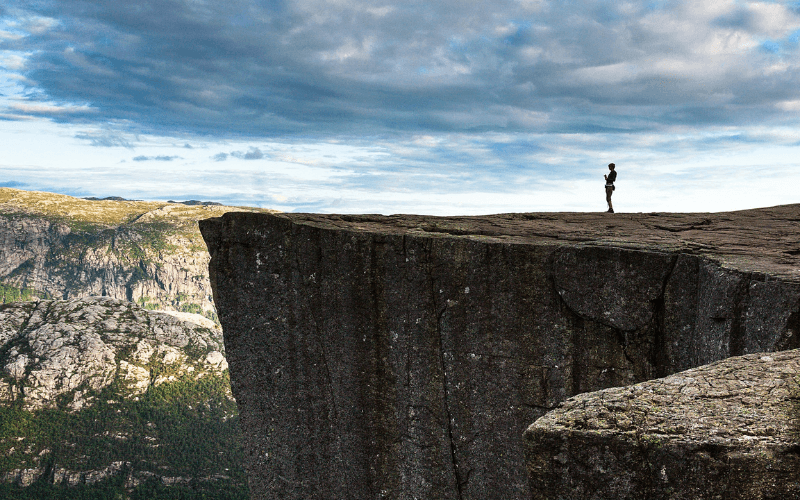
{"left": 435, "top": 306, "right": 464, "bottom": 500}
{"left": 423, "top": 238, "right": 464, "bottom": 500}
{"left": 729, "top": 274, "right": 753, "bottom": 358}
{"left": 779, "top": 304, "right": 800, "bottom": 350}
{"left": 650, "top": 289, "right": 668, "bottom": 378}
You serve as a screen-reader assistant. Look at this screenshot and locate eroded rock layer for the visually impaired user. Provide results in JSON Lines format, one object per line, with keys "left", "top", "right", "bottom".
{"left": 524, "top": 349, "right": 800, "bottom": 500}
{"left": 0, "top": 296, "right": 226, "bottom": 410}
{"left": 201, "top": 207, "right": 800, "bottom": 500}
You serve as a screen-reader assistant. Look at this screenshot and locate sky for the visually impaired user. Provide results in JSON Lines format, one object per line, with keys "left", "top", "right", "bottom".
{"left": 1, "top": 0, "right": 800, "bottom": 215}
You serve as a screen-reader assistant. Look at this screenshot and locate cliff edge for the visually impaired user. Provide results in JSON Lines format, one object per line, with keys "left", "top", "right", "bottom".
{"left": 201, "top": 207, "right": 800, "bottom": 500}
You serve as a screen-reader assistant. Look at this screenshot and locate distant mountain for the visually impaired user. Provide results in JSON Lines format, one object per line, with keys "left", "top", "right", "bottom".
{"left": 0, "top": 188, "right": 274, "bottom": 318}
{"left": 0, "top": 188, "right": 273, "bottom": 498}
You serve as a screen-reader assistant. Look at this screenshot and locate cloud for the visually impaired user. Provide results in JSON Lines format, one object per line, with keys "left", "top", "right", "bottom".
{"left": 74, "top": 131, "right": 134, "bottom": 148}
{"left": 8, "top": 101, "right": 93, "bottom": 115}
{"left": 0, "top": 180, "right": 26, "bottom": 188}
{"left": 211, "top": 152, "right": 228, "bottom": 161}
{"left": 0, "top": 0, "right": 797, "bottom": 140}
{"left": 230, "top": 147, "right": 264, "bottom": 160}
{"left": 132, "top": 155, "right": 181, "bottom": 161}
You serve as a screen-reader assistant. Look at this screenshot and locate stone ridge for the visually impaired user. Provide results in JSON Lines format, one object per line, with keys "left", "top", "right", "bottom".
{"left": 272, "top": 204, "right": 800, "bottom": 279}
{"left": 524, "top": 349, "right": 800, "bottom": 500}
{"left": 201, "top": 209, "right": 800, "bottom": 500}
{"left": 0, "top": 296, "right": 233, "bottom": 488}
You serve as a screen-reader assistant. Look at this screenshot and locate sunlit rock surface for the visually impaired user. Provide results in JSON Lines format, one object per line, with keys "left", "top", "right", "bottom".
{"left": 0, "top": 187, "right": 274, "bottom": 319}
{"left": 0, "top": 296, "right": 240, "bottom": 490}
{"left": 0, "top": 296, "right": 226, "bottom": 410}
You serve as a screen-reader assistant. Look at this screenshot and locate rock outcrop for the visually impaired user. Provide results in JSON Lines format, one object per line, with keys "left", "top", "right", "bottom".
{"left": 0, "top": 296, "right": 239, "bottom": 489}
{"left": 0, "top": 296, "right": 226, "bottom": 410}
{"left": 201, "top": 206, "right": 800, "bottom": 500}
{"left": 0, "top": 188, "right": 273, "bottom": 319}
{"left": 524, "top": 349, "right": 800, "bottom": 500}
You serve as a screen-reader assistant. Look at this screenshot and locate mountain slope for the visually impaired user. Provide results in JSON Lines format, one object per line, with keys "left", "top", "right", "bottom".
{"left": 0, "top": 188, "right": 274, "bottom": 319}
{"left": 0, "top": 188, "right": 274, "bottom": 498}
{"left": 0, "top": 296, "right": 245, "bottom": 498}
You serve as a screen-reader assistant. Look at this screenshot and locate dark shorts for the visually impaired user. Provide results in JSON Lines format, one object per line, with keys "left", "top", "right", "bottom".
{"left": 605, "top": 185, "right": 614, "bottom": 202}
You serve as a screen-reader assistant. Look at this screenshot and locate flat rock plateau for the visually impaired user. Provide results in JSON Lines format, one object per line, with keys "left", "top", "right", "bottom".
{"left": 202, "top": 205, "right": 800, "bottom": 500}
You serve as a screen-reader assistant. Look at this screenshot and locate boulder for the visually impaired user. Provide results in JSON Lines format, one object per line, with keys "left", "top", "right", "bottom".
{"left": 524, "top": 349, "right": 800, "bottom": 500}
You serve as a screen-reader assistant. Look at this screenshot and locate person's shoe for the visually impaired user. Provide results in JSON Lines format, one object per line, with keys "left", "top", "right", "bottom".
{"left": 607, "top": 208, "right": 614, "bottom": 213}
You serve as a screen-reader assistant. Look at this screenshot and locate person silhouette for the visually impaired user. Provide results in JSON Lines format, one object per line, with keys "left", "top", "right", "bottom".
{"left": 604, "top": 163, "right": 617, "bottom": 213}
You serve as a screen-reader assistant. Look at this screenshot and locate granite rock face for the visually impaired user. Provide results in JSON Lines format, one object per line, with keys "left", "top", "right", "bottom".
{"left": 0, "top": 296, "right": 226, "bottom": 410}
{"left": 201, "top": 207, "right": 800, "bottom": 500}
{"left": 524, "top": 349, "right": 800, "bottom": 500}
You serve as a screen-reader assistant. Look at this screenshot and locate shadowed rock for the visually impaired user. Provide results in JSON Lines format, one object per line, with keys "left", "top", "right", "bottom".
{"left": 201, "top": 206, "right": 800, "bottom": 500}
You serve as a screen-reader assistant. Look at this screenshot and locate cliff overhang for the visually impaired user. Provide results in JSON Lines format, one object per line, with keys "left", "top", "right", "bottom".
{"left": 201, "top": 207, "right": 800, "bottom": 500}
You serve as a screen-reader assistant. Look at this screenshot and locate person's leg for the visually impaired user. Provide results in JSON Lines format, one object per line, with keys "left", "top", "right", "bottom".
{"left": 606, "top": 186, "right": 614, "bottom": 212}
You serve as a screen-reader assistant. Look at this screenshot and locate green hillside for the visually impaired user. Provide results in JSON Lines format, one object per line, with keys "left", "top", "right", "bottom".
{"left": 0, "top": 189, "right": 272, "bottom": 498}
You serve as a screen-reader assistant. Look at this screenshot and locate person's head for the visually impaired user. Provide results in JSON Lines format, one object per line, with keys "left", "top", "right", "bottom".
{"left": 608, "top": 163, "right": 615, "bottom": 171}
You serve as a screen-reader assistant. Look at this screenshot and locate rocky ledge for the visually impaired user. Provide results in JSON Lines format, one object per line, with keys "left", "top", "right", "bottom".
{"left": 201, "top": 206, "right": 800, "bottom": 500}
{"left": 524, "top": 349, "right": 800, "bottom": 500}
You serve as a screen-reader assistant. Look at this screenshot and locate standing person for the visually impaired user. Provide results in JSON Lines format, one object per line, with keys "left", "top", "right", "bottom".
{"left": 604, "top": 163, "right": 617, "bottom": 213}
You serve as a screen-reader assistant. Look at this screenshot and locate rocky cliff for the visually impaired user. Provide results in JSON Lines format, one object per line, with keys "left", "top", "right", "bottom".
{"left": 0, "top": 296, "right": 241, "bottom": 492}
{"left": 0, "top": 188, "right": 275, "bottom": 498}
{"left": 201, "top": 206, "right": 800, "bottom": 500}
{"left": 0, "top": 188, "right": 274, "bottom": 319}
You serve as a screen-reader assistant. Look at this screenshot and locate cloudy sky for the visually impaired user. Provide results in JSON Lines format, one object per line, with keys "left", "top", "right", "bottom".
{"left": 1, "top": 0, "right": 799, "bottom": 214}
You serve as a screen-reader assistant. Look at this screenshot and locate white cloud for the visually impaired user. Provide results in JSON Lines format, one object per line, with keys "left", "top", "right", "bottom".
{"left": 21, "top": 15, "right": 59, "bottom": 35}
{"left": 0, "top": 30, "right": 23, "bottom": 41}
{"left": 776, "top": 99, "right": 800, "bottom": 110}
{"left": 365, "top": 6, "right": 395, "bottom": 17}
{"left": 748, "top": 2, "right": 800, "bottom": 36}
{"left": 7, "top": 101, "right": 94, "bottom": 115}
{"left": 0, "top": 53, "right": 26, "bottom": 70}
{"left": 319, "top": 36, "right": 377, "bottom": 62}
{"left": 1, "top": 0, "right": 800, "bottom": 215}
{"left": 571, "top": 63, "right": 639, "bottom": 85}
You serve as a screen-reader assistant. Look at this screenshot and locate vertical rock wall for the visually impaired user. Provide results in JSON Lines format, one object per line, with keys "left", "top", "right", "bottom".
{"left": 201, "top": 212, "right": 800, "bottom": 500}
